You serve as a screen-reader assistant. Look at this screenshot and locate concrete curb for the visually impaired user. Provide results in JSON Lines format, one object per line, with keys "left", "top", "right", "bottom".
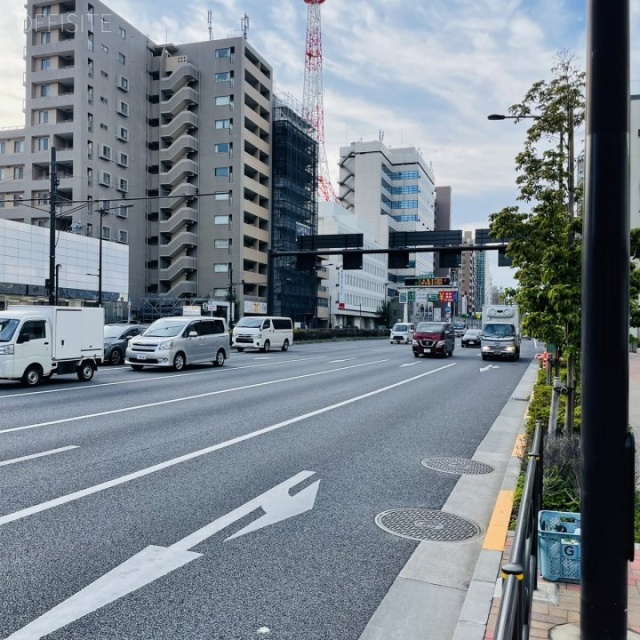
{"left": 358, "top": 359, "right": 540, "bottom": 640}
{"left": 452, "top": 359, "right": 539, "bottom": 640}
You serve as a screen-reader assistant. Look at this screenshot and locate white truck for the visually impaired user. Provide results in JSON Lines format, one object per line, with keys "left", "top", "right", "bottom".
{"left": 0, "top": 306, "right": 104, "bottom": 386}
{"left": 480, "top": 304, "right": 521, "bottom": 361}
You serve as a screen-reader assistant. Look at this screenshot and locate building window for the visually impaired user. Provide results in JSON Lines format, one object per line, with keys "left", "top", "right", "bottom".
{"left": 117, "top": 74, "right": 129, "bottom": 91}
{"left": 0, "top": 142, "right": 5, "bottom": 154}
{"left": 119, "top": 229, "right": 128, "bottom": 243}
{"left": 118, "top": 52, "right": 126, "bottom": 64}
{"left": 101, "top": 69, "right": 108, "bottom": 78}
{"left": 99, "top": 171, "right": 112, "bottom": 186}
{"left": 40, "top": 57, "right": 51, "bottom": 70}
{"left": 41, "top": 31, "right": 51, "bottom": 45}
{"left": 101, "top": 225, "right": 111, "bottom": 240}
{"left": 88, "top": 58, "right": 94, "bottom": 77}
{"left": 115, "top": 205, "right": 128, "bottom": 217}
{"left": 116, "top": 177, "right": 128, "bottom": 192}
{"left": 214, "top": 239, "right": 229, "bottom": 249}
{"left": 215, "top": 167, "right": 230, "bottom": 177}
{"left": 14, "top": 140, "right": 24, "bottom": 153}
{"left": 87, "top": 112, "right": 93, "bottom": 132}
{"left": 100, "top": 96, "right": 108, "bottom": 104}
{"left": 215, "top": 47, "right": 233, "bottom": 58}
{"left": 213, "top": 288, "right": 227, "bottom": 298}
{"left": 215, "top": 119, "right": 231, "bottom": 129}
{"left": 0, "top": 168, "right": 8, "bottom": 180}
{"left": 87, "top": 167, "right": 93, "bottom": 186}
{"left": 14, "top": 167, "right": 24, "bottom": 180}
{"left": 215, "top": 95, "right": 232, "bottom": 106}
{"left": 87, "top": 32, "right": 94, "bottom": 52}
{"left": 99, "top": 144, "right": 111, "bottom": 160}
{"left": 13, "top": 194, "right": 23, "bottom": 204}
{"left": 214, "top": 263, "right": 229, "bottom": 273}
{"left": 39, "top": 5, "right": 51, "bottom": 16}
{"left": 214, "top": 192, "right": 231, "bottom": 202}
{"left": 119, "top": 26, "right": 126, "bottom": 39}
{"left": 99, "top": 123, "right": 108, "bottom": 131}
{"left": 214, "top": 215, "right": 230, "bottom": 224}
{"left": 37, "top": 137, "right": 49, "bottom": 152}
{"left": 215, "top": 71, "right": 233, "bottom": 83}
{"left": 87, "top": 85, "right": 94, "bottom": 105}
{"left": 214, "top": 142, "right": 230, "bottom": 153}
{"left": 87, "top": 140, "right": 93, "bottom": 158}
{"left": 101, "top": 44, "right": 109, "bottom": 53}
{"left": 38, "top": 110, "right": 49, "bottom": 124}
{"left": 40, "top": 83, "right": 51, "bottom": 97}
{"left": 117, "top": 100, "right": 129, "bottom": 116}
{"left": 116, "top": 151, "right": 128, "bottom": 167}
{"left": 116, "top": 126, "right": 128, "bottom": 141}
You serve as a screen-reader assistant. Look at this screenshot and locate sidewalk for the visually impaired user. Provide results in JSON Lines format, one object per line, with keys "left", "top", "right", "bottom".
{"left": 480, "top": 352, "right": 640, "bottom": 639}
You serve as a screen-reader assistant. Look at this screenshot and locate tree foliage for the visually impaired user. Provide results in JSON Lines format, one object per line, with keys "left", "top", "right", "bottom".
{"left": 489, "top": 53, "right": 585, "bottom": 355}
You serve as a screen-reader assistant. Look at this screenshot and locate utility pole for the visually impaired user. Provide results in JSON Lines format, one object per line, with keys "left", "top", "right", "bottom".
{"left": 48, "top": 147, "right": 58, "bottom": 305}
{"left": 581, "top": 1, "right": 633, "bottom": 638}
{"left": 98, "top": 201, "right": 109, "bottom": 307}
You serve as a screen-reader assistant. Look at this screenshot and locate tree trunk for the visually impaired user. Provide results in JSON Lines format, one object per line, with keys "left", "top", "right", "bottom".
{"left": 564, "top": 351, "right": 575, "bottom": 434}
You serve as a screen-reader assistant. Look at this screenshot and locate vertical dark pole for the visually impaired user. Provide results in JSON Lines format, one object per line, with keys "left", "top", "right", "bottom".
{"left": 267, "top": 250, "right": 274, "bottom": 316}
{"left": 228, "top": 262, "right": 234, "bottom": 328}
{"left": 98, "top": 221, "right": 103, "bottom": 307}
{"left": 48, "top": 147, "right": 57, "bottom": 305}
{"left": 55, "top": 264, "right": 61, "bottom": 305}
{"left": 582, "top": 1, "right": 631, "bottom": 638}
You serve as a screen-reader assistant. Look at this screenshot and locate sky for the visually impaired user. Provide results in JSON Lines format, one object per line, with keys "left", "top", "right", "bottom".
{"left": 0, "top": 0, "right": 639, "bottom": 288}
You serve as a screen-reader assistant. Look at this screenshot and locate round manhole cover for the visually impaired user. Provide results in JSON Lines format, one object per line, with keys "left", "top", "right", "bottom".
{"left": 421, "top": 457, "right": 494, "bottom": 475}
{"left": 375, "top": 509, "right": 482, "bottom": 542}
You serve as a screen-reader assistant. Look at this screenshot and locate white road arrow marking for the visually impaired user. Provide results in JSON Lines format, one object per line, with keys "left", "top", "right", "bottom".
{"left": 399, "top": 362, "right": 420, "bottom": 367}
{"left": 480, "top": 364, "right": 500, "bottom": 372}
{"left": 5, "top": 471, "right": 319, "bottom": 640}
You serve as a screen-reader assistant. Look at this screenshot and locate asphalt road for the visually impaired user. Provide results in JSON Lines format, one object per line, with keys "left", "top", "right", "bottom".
{"left": 0, "top": 338, "right": 539, "bottom": 640}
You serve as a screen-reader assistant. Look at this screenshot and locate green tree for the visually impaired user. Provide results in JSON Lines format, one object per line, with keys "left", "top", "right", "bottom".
{"left": 489, "top": 52, "right": 585, "bottom": 433}
{"left": 376, "top": 300, "right": 394, "bottom": 328}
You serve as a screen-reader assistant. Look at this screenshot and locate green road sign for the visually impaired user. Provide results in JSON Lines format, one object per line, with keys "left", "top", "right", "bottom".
{"left": 407, "top": 290, "right": 416, "bottom": 303}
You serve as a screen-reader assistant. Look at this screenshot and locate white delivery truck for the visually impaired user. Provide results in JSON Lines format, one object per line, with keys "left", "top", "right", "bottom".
{"left": 480, "top": 304, "right": 521, "bottom": 361}
{"left": 0, "top": 306, "right": 104, "bottom": 386}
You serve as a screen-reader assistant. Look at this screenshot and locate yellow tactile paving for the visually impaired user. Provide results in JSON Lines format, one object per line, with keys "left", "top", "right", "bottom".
{"left": 482, "top": 489, "right": 515, "bottom": 551}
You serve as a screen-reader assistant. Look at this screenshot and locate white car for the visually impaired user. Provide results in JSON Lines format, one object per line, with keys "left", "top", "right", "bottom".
{"left": 389, "top": 322, "right": 415, "bottom": 344}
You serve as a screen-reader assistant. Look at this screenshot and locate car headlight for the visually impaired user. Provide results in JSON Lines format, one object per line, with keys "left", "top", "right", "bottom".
{"left": 412, "top": 339, "right": 418, "bottom": 345}
{"left": 505, "top": 346, "right": 515, "bottom": 352}
{"left": 436, "top": 340, "right": 445, "bottom": 346}
{"left": 0, "top": 344, "right": 14, "bottom": 355}
{"left": 158, "top": 339, "right": 174, "bottom": 350}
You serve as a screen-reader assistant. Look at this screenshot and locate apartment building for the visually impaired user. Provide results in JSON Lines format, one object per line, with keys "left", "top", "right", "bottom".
{"left": 0, "top": 0, "right": 273, "bottom": 315}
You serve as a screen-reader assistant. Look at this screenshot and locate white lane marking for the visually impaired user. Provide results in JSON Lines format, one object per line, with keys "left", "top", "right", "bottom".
{"left": 480, "top": 364, "right": 500, "bottom": 372}
{"left": 5, "top": 472, "right": 319, "bottom": 640}
{"left": 328, "top": 358, "right": 356, "bottom": 363}
{"left": 0, "top": 359, "right": 389, "bottom": 435}
{"left": 0, "top": 446, "right": 79, "bottom": 468}
{"left": 0, "top": 356, "right": 323, "bottom": 398}
{"left": 399, "top": 362, "right": 420, "bottom": 367}
{"left": 0, "top": 362, "right": 455, "bottom": 527}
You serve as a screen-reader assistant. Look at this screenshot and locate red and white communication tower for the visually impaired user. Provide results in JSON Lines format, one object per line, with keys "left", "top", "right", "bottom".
{"left": 302, "top": 0, "right": 338, "bottom": 202}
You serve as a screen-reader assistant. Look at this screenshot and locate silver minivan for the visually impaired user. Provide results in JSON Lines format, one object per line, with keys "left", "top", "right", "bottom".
{"left": 125, "top": 316, "right": 229, "bottom": 371}
{"left": 390, "top": 322, "right": 415, "bottom": 344}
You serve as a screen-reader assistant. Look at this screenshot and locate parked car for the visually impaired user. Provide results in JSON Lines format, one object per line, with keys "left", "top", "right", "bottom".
{"left": 103, "top": 323, "right": 147, "bottom": 365}
{"left": 412, "top": 321, "right": 455, "bottom": 358}
{"left": 126, "top": 316, "right": 229, "bottom": 371}
{"left": 389, "top": 322, "right": 415, "bottom": 344}
{"left": 453, "top": 322, "right": 467, "bottom": 337}
{"left": 461, "top": 328, "right": 482, "bottom": 348}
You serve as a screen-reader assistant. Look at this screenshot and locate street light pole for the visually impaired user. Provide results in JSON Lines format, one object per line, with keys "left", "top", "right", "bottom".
{"left": 48, "top": 147, "right": 58, "bottom": 305}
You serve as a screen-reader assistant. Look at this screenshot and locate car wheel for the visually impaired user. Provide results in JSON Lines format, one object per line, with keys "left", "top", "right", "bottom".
{"left": 262, "top": 340, "right": 271, "bottom": 353}
{"left": 109, "top": 348, "right": 123, "bottom": 365}
{"left": 281, "top": 339, "right": 289, "bottom": 352}
{"left": 131, "top": 364, "right": 144, "bottom": 371}
{"left": 413, "top": 352, "right": 420, "bottom": 358}
{"left": 22, "top": 365, "right": 42, "bottom": 387}
{"left": 236, "top": 348, "right": 244, "bottom": 352}
{"left": 173, "top": 352, "right": 186, "bottom": 371}
{"left": 77, "top": 362, "right": 94, "bottom": 381}
{"left": 481, "top": 354, "right": 488, "bottom": 361}
{"left": 214, "top": 349, "right": 226, "bottom": 367}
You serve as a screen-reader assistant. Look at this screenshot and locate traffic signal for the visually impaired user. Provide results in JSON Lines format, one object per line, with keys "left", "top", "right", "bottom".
{"left": 295, "top": 254, "right": 317, "bottom": 270}
{"left": 498, "top": 247, "right": 512, "bottom": 267}
{"left": 342, "top": 252, "right": 363, "bottom": 270}
{"left": 438, "top": 249, "right": 461, "bottom": 269}
{"left": 388, "top": 250, "right": 410, "bottom": 269}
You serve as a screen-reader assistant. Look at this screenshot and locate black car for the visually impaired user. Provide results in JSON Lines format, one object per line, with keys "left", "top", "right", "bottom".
{"left": 461, "top": 328, "right": 482, "bottom": 347}
{"left": 104, "top": 323, "right": 147, "bottom": 365}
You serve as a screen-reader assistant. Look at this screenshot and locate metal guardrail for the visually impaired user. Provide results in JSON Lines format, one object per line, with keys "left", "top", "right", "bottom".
{"left": 495, "top": 421, "right": 544, "bottom": 640}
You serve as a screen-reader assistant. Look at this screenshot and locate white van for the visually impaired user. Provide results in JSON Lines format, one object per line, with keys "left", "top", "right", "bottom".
{"left": 390, "top": 322, "right": 415, "bottom": 344}
{"left": 232, "top": 316, "right": 293, "bottom": 352}
{"left": 126, "top": 316, "right": 229, "bottom": 371}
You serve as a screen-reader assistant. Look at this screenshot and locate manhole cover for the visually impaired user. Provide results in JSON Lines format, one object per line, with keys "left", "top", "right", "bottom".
{"left": 375, "top": 509, "right": 481, "bottom": 542}
{"left": 421, "top": 457, "right": 494, "bottom": 475}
